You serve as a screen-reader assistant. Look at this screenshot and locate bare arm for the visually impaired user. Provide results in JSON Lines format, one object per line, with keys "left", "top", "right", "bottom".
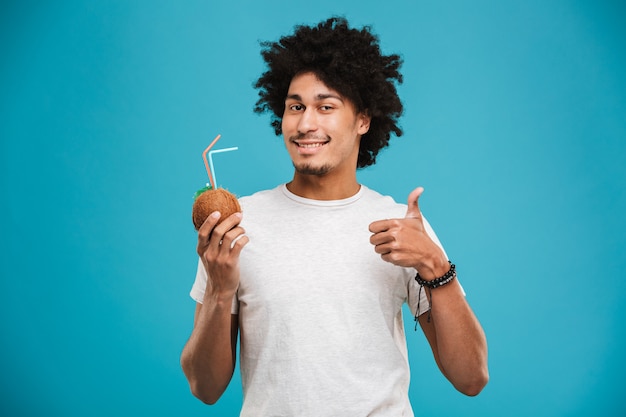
{"left": 180, "top": 211, "right": 249, "bottom": 404}
{"left": 418, "top": 276, "right": 488, "bottom": 396}
{"left": 181, "top": 303, "right": 239, "bottom": 404}
{"left": 369, "top": 187, "right": 488, "bottom": 396}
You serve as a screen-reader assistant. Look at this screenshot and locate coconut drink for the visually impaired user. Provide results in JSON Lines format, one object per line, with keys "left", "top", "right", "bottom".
{"left": 191, "top": 134, "right": 240, "bottom": 230}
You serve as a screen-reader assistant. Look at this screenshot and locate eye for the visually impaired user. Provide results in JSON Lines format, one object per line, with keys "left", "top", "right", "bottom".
{"left": 319, "top": 105, "right": 334, "bottom": 111}
{"left": 289, "top": 104, "right": 304, "bottom": 111}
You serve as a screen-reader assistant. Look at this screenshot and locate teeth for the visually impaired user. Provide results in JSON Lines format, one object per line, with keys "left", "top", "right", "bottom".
{"left": 298, "top": 142, "right": 325, "bottom": 148}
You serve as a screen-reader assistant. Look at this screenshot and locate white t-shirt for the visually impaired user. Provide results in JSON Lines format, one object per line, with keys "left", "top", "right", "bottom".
{"left": 190, "top": 184, "right": 447, "bottom": 417}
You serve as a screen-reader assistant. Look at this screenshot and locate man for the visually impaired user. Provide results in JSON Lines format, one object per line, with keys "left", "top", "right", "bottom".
{"left": 181, "top": 17, "right": 488, "bottom": 416}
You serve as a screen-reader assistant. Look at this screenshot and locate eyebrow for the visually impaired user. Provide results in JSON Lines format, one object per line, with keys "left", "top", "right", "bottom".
{"left": 286, "top": 93, "right": 344, "bottom": 102}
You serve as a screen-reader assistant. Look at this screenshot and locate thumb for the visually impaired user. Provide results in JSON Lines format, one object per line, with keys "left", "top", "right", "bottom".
{"left": 405, "top": 187, "right": 424, "bottom": 219}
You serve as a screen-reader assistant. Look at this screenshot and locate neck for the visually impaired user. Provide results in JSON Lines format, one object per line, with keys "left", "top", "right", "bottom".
{"left": 286, "top": 173, "right": 360, "bottom": 200}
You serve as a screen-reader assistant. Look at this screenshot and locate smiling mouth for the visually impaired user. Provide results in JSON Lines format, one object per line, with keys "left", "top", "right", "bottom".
{"left": 291, "top": 134, "right": 331, "bottom": 148}
{"left": 295, "top": 141, "right": 327, "bottom": 148}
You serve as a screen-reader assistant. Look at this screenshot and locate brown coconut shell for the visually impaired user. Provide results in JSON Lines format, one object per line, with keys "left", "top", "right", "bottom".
{"left": 192, "top": 188, "right": 241, "bottom": 230}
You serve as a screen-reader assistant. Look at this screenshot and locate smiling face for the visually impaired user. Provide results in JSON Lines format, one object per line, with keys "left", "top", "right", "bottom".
{"left": 281, "top": 72, "right": 370, "bottom": 179}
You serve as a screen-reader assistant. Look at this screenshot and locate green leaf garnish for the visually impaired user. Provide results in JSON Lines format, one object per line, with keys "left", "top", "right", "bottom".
{"left": 193, "top": 184, "right": 213, "bottom": 200}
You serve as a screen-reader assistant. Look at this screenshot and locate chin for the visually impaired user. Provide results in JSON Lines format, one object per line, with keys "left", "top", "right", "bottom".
{"left": 293, "top": 162, "right": 333, "bottom": 176}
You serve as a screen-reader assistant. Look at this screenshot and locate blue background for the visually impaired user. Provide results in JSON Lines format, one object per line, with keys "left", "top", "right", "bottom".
{"left": 1, "top": 1, "right": 625, "bottom": 416}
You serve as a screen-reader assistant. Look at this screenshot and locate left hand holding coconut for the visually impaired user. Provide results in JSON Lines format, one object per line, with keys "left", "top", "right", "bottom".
{"left": 192, "top": 134, "right": 249, "bottom": 300}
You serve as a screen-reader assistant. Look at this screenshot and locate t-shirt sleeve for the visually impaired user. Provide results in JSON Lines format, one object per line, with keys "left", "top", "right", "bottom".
{"left": 189, "top": 258, "right": 239, "bottom": 314}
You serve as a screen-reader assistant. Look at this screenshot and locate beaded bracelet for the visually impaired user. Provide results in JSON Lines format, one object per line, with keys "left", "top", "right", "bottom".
{"left": 414, "top": 261, "right": 456, "bottom": 289}
{"left": 414, "top": 261, "right": 457, "bottom": 327}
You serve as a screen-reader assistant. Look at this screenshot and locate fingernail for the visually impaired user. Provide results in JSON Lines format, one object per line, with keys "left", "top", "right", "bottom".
{"left": 210, "top": 211, "right": 221, "bottom": 218}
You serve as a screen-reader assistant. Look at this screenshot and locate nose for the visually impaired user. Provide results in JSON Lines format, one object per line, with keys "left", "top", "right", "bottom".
{"left": 297, "top": 107, "right": 318, "bottom": 134}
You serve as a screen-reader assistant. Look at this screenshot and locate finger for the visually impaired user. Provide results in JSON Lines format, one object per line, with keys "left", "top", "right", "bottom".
{"left": 369, "top": 229, "right": 393, "bottom": 246}
{"left": 405, "top": 187, "right": 424, "bottom": 219}
{"left": 210, "top": 212, "right": 244, "bottom": 246}
{"left": 221, "top": 225, "right": 247, "bottom": 249}
{"left": 369, "top": 219, "right": 390, "bottom": 234}
{"left": 373, "top": 242, "right": 392, "bottom": 255}
{"left": 228, "top": 234, "right": 249, "bottom": 257}
{"left": 197, "top": 211, "right": 222, "bottom": 248}
{"left": 199, "top": 210, "right": 221, "bottom": 233}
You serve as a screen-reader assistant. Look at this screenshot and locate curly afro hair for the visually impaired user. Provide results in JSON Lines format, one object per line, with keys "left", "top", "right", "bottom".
{"left": 254, "top": 17, "right": 404, "bottom": 168}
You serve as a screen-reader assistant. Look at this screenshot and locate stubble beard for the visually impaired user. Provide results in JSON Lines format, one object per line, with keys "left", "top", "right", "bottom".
{"left": 292, "top": 162, "right": 333, "bottom": 176}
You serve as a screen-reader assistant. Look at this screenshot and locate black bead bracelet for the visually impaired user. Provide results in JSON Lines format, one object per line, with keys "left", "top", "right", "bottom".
{"left": 414, "top": 261, "right": 456, "bottom": 289}
{"left": 414, "top": 261, "right": 457, "bottom": 327}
